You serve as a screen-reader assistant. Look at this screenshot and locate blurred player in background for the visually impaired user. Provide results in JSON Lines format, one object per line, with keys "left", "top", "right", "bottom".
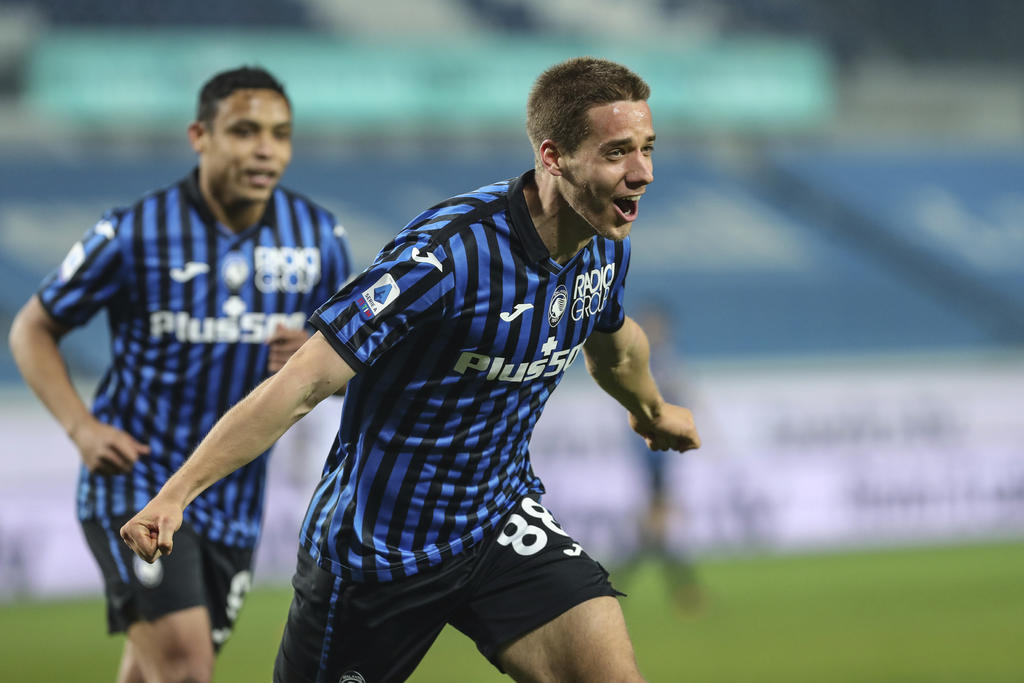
{"left": 8, "top": 66, "right": 352, "bottom": 683}
{"left": 121, "top": 57, "right": 700, "bottom": 682}
{"left": 613, "top": 305, "right": 702, "bottom": 611}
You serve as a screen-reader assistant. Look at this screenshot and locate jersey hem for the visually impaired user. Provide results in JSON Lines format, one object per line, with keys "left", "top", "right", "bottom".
{"left": 594, "top": 313, "right": 626, "bottom": 334}
{"left": 299, "top": 492, "right": 527, "bottom": 583}
{"left": 309, "top": 315, "right": 368, "bottom": 371}
{"left": 35, "top": 291, "right": 79, "bottom": 329}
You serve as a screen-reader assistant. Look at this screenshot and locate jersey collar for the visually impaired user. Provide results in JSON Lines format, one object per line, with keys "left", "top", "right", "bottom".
{"left": 507, "top": 169, "right": 551, "bottom": 264}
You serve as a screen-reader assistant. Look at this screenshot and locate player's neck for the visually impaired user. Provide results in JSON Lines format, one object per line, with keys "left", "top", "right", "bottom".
{"left": 200, "top": 186, "right": 265, "bottom": 234}
{"left": 526, "top": 173, "right": 592, "bottom": 265}
{"left": 213, "top": 201, "right": 265, "bottom": 234}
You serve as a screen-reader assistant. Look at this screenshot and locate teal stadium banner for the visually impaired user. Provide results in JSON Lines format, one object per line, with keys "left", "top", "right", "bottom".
{"left": 25, "top": 31, "right": 832, "bottom": 133}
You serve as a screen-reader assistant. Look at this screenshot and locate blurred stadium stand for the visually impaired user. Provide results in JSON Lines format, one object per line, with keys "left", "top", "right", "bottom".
{"left": 0, "top": 0, "right": 1021, "bottom": 381}
{"left": 26, "top": 0, "right": 317, "bottom": 27}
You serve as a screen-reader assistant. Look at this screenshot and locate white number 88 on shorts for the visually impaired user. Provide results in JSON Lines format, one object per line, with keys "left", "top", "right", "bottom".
{"left": 497, "top": 498, "right": 570, "bottom": 557}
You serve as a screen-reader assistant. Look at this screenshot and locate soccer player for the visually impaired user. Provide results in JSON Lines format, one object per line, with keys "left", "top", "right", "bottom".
{"left": 8, "top": 66, "right": 352, "bottom": 683}
{"left": 121, "top": 57, "right": 700, "bottom": 682}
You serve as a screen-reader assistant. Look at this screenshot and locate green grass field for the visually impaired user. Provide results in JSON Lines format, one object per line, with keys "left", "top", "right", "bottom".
{"left": 2, "top": 540, "right": 1022, "bottom": 682}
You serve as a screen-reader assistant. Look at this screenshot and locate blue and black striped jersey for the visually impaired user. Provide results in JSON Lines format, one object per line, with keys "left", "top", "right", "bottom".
{"left": 305, "top": 170, "right": 629, "bottom": 582}
{"left": 38, "top": 170, "right": 352, "bottom": 548}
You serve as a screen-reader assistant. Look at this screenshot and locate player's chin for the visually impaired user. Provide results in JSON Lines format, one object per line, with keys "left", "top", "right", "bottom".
{"left": 234, "top": 180, "right": 276, "bottom": 201}
{"left": 241, "top": 187, "right": 275, "bottom": 203}
{"left": 601, "top": 222, "right": 632, "bottom": 242}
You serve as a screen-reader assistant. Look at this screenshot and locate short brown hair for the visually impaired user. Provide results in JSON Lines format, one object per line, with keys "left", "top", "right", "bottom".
{"left": 526, "top": 57, "right": 651, "bottom": 155}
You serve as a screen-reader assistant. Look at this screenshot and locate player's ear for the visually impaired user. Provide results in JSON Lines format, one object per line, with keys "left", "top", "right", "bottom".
{"left": 539, "top": 140, "right": 564, "bottom": 177}
{"left": 187, "top": 121, "right": 208, "bottom": 154}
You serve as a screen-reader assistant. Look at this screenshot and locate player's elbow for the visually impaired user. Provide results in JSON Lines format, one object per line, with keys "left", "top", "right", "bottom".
{"left": 9, "top": 303, "right": 43, "bottom": 365}
{"left": 9, "top": 297, "right": 64, "bottom": 355}
{"left": 304, "top": 375, "right": 346, "bottom": 412}
{"left": 7, "top": 311, "right": 22, "bottom": 356}
{"left": 583, "top": 343, "right": 630, "bottom": 382}
{"left": 267, "top": 364, "right": 340, "bottom": 423}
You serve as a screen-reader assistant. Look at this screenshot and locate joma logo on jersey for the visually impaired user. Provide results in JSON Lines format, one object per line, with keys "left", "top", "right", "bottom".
{"left": 149, "top": 311, "right": 305, "bottom": 343}
{"left": 454, "top": 342, "right": 583, "bottom": 383}
{"left": 254, "top": 247, "right": 321, "bottom": 293}
{"left": 571, "top": 264, "right": 615, "bottom": 322}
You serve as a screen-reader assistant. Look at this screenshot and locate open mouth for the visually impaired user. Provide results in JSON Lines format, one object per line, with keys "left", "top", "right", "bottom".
{"left": 613, "top": 196, "right": 639, "bottom": 220}
{"left": 244, "top": 171, "right": 276, "bottom": 188}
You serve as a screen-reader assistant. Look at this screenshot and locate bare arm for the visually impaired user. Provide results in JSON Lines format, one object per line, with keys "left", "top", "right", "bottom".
{"left": 267, "top": 323, "right": 346, "bottom": 396}
{"left": 8, "top": 296, "right": 149, "bottom": 473}
{"left": 266, "top": 323, "right": 309, "bottom": 372}
{"left": 583, "top": 315, "right": 700, "bottom": 452}
{"left": 120, "top": 331, "right": 355, "bottom": 561}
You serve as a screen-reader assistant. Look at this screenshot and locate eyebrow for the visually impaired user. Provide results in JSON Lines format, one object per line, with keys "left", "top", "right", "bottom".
{"left": 227, "top": 117, "right": 292, "bottom": 129}
{"left": 599, "top": 134, "right": 656, "bottom": 151}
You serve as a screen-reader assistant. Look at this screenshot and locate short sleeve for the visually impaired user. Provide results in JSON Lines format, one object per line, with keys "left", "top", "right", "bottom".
{"left": 310, "top": 236, "right": 454, "bottom": 370}
{"left": 37, "top": 212, "right": 125, "bottom": 328}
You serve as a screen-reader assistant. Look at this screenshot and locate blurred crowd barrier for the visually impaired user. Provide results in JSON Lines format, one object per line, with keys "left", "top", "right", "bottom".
{"left": 3, "top": 352, "right": 1024, "bottom": 599}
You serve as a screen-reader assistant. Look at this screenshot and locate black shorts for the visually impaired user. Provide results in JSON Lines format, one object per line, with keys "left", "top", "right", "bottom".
{"left": 274, "top": 496, "right": 622, "bottom": 683}
{"left": 81, "top": 515, "right": 254, "bottom": 650}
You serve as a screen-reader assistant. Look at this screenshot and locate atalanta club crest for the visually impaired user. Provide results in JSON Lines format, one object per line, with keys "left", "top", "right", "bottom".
{"left": 221, "top": 251, "right": 250, "bottom": 291}
{"left": 548, "top": 285, "right": 568, "bottom": 327}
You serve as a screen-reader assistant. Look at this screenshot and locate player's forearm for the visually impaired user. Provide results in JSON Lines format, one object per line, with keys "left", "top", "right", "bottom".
{"left": 587, "top": 354, "right": 665, "bottom": 421}
{"left": 158, "top": 332, "right": 352, "bottom": 511}
{"left": 8, "top": 301, "right": 92, "bottom": 436}
{"left": 158, "top": 368, "right": 325, "bottom": 510}
{"left": 584, "top": 317, "right": 665, "bottom": 421}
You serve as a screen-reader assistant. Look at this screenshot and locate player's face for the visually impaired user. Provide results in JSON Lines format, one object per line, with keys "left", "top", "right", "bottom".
{"left": 558, "top": 100, "right": 655, "bottom": 241}
{"left": 191, "top": 89, "right": 293, "bottom": 208}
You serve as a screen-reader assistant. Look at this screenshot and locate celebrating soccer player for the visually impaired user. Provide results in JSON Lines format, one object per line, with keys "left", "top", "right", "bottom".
{"left": 9, "top": 66, "right": 352, "bottom": 682}
{"left": 120, "top": 57, "right": 700, "bottom": 682}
